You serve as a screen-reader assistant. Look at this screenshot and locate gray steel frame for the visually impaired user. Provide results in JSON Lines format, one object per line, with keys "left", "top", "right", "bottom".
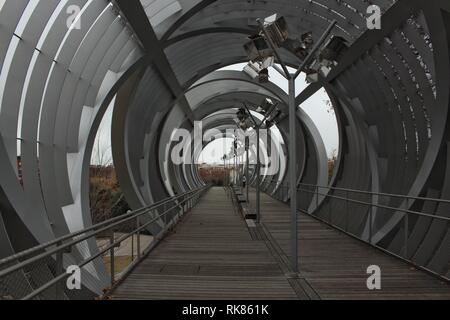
{"left": 1, "top": 0, "right": 450, "bottom": 297}
{"left": 0, "top": 186, "right": 209, "bottom": 300}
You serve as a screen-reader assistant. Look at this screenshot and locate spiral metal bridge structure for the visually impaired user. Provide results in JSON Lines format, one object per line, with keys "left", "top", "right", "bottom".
{"left": 0, "top": 0, "right": 449, "bottom": 299}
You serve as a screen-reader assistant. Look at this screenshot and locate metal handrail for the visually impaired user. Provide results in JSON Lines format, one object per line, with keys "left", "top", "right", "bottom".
{"left": 0, "top": 185, "right": 210, "bottom": 300}
{"left": 298, "top": 187, "right": 450, "bottom": 222}
{"left": 0, "top": 188, "right": 202, "bottom": 268}
{"left": 266, "top": 181, "right": 450, "bottom": 221}
{"left": 263, "top": 181, "right": 450, "bottom": 282}
{"left": 268, "top": 179, "right": 450, "bottom": 204}
{"left": 298, "top": 182, "right": 450, "bottom": 204}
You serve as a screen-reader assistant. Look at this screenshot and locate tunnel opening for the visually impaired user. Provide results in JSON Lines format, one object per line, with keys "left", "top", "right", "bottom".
{"left": 197, "top": 137, "right": 234, "bottom": 187}
{"left": 1, "top": 0, "right": 450, "bottom": 301}
{"left": 219, "top": 63, "right": 340, "bottom": 182}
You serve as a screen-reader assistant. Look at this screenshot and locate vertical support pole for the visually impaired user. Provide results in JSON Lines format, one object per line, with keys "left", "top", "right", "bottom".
{"left": 288, "top": 76, "right": 298, "bottom": 274}
{"left": 329, "top": 186, "right": 332, "bottom": 224}
{"left": 238, "top": 153, "right": 240, "bottom": 185}
{"left": 280, "top": 182, "right": 282, "bottom": 200}
{"left": 235, "top": 154, "right": 238, "bottom": 186}
{"left": 236, "top": 152, "right": 239, "bottom": 186}
{"left": 404, "top": 213, "right": 409, "bottom": 258}
{"left": 224, "top": 157, "right": 226, "bottom": 188}
{"left": 131, "top": 227, "right": 135, "bottom": 261}
{"left": 404, "top": 198, "right": 409, "bottom": 258}
{"left": 55, "top": 242, "right": 64, "bottom": 300}
{"left": 182, "top": 195, "right": 185, "bottom": 216}
{"left": 110, "top": 233, "right": 115, "bottom": 286}
{"left": 369, "top": 200, "right": 373, "bottom": 245}
{"left": 346, "top": 190, "right": 349, "bottom": 233}
{"left": 316, "top": 186, "right": 319, "bottom": 213}
{"left": 136, "top": 216, "right": 141, "bottom": 259}
{"left": 278, "top": 181, "right": 280, "bottom": 199}
{"left": 246, "top": 137, "right": 250, "bottom": 203}
{"left": 163, "top": 202, "right": 167, "bottom": 226}
{"left": 256, "top": 127, "right": 261, "bottom": 224}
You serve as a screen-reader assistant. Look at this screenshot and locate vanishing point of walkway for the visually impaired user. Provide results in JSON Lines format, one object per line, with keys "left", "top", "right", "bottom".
{"left": 110, "top": 187, "right": 450, "bottom": 300}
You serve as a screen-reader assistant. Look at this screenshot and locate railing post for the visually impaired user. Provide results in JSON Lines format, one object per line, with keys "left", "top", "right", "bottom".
{"left": 131, "top": 227, "right": 134, "bottom": 262}
{"left": 181, "top": 195, "right": 185, "bottom": 216}
{"left": 369, "top": 199, "right": 373, "bottom": 245}
{"left": 55, "top": 241, "right": 64, "bottom": 300}
{"left": 404, "top": 198, "right": 409, "bottom": 258}
{"left": 281, "top": 184, "right": 283, "bottom": 200}
{"left": 136, "top": 215, "right": 141, "bottom": 260}
{"left": 316, "top": 186, "right": 319, "bottom": 214}
{"left": 328, "top": 186, "right": 332, "bottom": 224}
{"left": 163, "top": 202, "right": 167, "bottom": 225}
{"left": 110, "top": 233, "right": 115, "bottom": 286}
{"left": 404, "top": 213, "right": 409, "bottom": 258}
{"left": 277, "top": 183, "right": 279, "bottom": 200}
{"left": 281, "top": 183, "right": 283, "bottom": 200}
{"left": 345, "top": 190, "right": 349, "bottom": 233}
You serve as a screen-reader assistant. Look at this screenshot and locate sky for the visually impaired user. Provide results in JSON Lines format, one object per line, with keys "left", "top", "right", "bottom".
{"left": 92, "top": 64, "right": 339, "bottom": 165}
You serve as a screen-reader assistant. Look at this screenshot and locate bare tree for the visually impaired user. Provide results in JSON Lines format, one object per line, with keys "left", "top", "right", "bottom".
{"left": 91, "top": 127, "right": 112, "bottom": 167}
{"left": 90, "top": 128, "right": 129, "bottom": 224}
{"left": 328, "top": 148, "right": 338, "bottom": 182}
{"left": 329, "top": 148, "right": 338, "bottom": 161}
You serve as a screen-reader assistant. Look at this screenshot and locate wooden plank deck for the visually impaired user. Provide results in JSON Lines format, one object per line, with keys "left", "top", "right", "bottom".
{"left": 110, "top": 188, "right": 300, "bottom": 300}
{"left": 250, "top": 189, "right": 450, "bottom": 300}
{"left": 110, "top": 187, "right": 450, "bottom": 300}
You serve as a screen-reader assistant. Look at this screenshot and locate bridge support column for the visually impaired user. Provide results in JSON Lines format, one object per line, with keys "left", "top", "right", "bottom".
{"left": 288, "top": 77, "right": 299, "bottom": 274}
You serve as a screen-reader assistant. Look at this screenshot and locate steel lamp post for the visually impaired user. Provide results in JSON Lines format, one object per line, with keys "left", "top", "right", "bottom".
{"left": 251, "top": 18, "right": 337, "bottom": 275}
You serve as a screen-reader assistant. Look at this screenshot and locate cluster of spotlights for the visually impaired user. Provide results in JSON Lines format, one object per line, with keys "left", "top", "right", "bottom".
{"left": 235, "top": 98, "right": 283, "bottom": 131}
{"left": 236, "top": 108, "right": 255, "bottom": 131}
{"left": 243, "top": 14, "right": 348, "bottom": 84}
{"left": 243, "top": 14, "right": 316, "bottom": 83}
{"left": 305, "top": 35, "right": 348, "bottom": 83}
{"left": 243, "top": 15, "right": 289, "bottom": 83}
{"left": 258, "top": 98, "right": 283, "bottom": 129}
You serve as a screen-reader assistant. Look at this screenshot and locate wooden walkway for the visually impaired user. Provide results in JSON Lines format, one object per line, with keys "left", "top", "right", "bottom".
{"left": 110, "top": 187, "right": 450, "bottom": 300}
{"left": 110, "top": 188, "right": 300, "bottom": 300}
{"left": 251, "top": 189, "right": 450, "bottom": 300}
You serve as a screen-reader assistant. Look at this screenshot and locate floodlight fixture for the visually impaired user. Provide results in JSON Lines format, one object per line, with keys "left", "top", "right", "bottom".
{"left": 305, "top": 70, "right": 319, "bottom": 84}
{"left": 243, "top": 62, "right": 260, "bottom": 80}
{"left": 244, "top": 34, "right": 273, "bottom": 61}
{"left": 243, "top": 58, "right": 274, "bottom": 83}
{"left": 256, "top": 97, "right": 275, "bottom": 115}
{"left": 319, "top": 36, "right": 348, "bottom": 62}
{"left": 264, "top": 14, "right": 289, "bottom": 47}
{"left": 258, "top": 68, "right": 269, "bottom": 83}
{"left": 238, "top": 118, "right": 254, "bottom": 131}
{"left": 236, "top": 108, "right": 255, "bottom": 131}
{"left": 304, "top": 35, "right": 348, "bottom": 83}
{"left": 236, "top": 108, "right": 248, "bottom": 121}
{"left": 301, "top": 32, "right": 314, "bottom": 48}
{"left": 283, "top": 31, "right": 315, "bottom": 60}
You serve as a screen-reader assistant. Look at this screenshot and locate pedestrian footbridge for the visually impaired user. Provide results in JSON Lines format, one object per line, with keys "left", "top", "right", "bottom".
{"left": 1, "top": 0, "right": 450, "bottom": 301}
